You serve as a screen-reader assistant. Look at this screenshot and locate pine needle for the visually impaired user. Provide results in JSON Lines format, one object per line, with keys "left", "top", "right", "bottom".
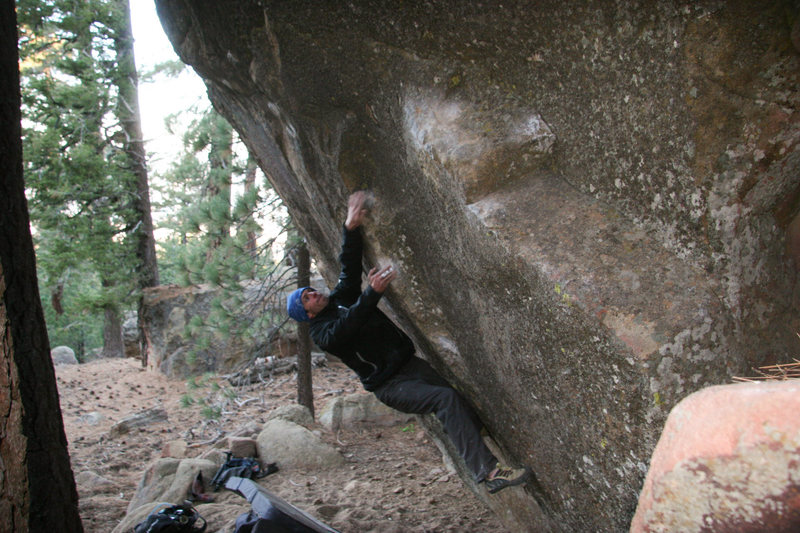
{"left": 732, "top": 359, "right": 800, "bottom": 382}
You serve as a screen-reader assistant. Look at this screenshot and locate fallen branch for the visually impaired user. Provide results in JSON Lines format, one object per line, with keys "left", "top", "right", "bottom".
{"left": 234, "top": 397, "right": 259, "bottom": 408}
{"left": 109, "top": 407, "right": 168, "bottom": 438}
{"left": 227, "top": 353, "right": 327, "bottom": 386}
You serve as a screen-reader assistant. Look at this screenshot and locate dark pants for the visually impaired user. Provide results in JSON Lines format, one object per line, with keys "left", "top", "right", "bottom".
{"left": 373, "top": 356, "right": 497, "bottom": 482}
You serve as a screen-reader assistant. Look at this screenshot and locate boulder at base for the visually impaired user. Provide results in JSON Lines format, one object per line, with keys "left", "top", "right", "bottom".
{"left": 318, "top": 392, "right": 414, "bottom": 432}
{"left": 631, "top": 380, "right": 800, "bottom": 532}
{"left": 126, "top": 457, "right": 181, "bottom": 514}
{"left": 256, "top": 419, "right": 344, "bottom": 471}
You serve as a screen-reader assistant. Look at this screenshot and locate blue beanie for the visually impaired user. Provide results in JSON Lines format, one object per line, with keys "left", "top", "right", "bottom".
{"left": 287, "top": 286, "right": 311, "bottom": 322}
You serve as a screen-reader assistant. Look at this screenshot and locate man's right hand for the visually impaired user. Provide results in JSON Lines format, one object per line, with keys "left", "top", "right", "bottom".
{"left": 345, "top": 191, "right": 370, "bottom": 230}
{"left": 368, "top": 265, "right": 396, "bottom": 293}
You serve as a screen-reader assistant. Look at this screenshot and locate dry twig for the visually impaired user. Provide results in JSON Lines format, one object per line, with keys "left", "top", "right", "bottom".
{"left": 187, "top": 429, "right": 226, "bottom": 448}
{"left": 732, "top": 359, "right": 800, "bottom": 382}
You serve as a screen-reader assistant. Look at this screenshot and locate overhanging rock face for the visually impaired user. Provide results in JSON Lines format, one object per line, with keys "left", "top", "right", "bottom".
{"left": 155, "top": 1, "right": 800, "bottom": 530}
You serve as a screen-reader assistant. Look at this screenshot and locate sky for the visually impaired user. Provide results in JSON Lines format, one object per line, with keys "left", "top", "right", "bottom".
{"left": 127, "top": 3, "right": 286, "bottom": 250}
{"left": 129, "top": 2, "right": 208, "bottom": 175}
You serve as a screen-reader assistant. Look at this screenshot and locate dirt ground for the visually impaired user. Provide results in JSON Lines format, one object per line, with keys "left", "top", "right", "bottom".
{"left": 57, "top": 357, "right": 504, "bottom": 532}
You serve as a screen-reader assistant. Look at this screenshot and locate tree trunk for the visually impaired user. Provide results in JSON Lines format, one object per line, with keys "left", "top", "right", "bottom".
{"left": 295, "top": 241, "right": 314, "bottom": 418}
{"left": 244, "top": 155, "right": 258, "bottom": 264}
{"left": 0, "top": 4, "right": 83, "bottom": 530}
{"left": 100, "top": 277, "right": 124, "bottom": 359}
{"left": 113, "top": 0, "right": 159, "bottom": 366}
{"left": 102, "top": 306, "right": 124, "bottom": 359}
{"left": 206, "top": 113, "right": 233, "bottom": 259}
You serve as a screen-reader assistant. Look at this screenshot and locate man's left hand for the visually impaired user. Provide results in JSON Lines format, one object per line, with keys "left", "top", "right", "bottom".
{"left": 368, "top": 265, "right": 396, "bottom": 293}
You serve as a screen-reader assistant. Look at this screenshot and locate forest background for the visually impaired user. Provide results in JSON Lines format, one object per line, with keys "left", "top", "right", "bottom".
{"left": 16, "top": 0, "right": 297, "bottom": 364}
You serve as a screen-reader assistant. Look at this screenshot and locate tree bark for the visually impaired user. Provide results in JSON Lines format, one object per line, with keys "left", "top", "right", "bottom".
{"left": 100, "top": 276, "right": 124, "bottom": 359}
{"left": 0, "top": 3, "right": 83, "bottom": 530}
{"left": 206, "top": 113, "right": 233, "bottom": 259}
{"left": 113, "top": 0, "right": 159, "bottom": 366}
{"left": 295, "top": 241, "right": 314, "bottom": 418}
{"left": 102, "top": 304, "right": 124, "bottom": 359}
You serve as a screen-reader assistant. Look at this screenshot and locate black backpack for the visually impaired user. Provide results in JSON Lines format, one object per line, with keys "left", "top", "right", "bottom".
{"left": 133, "top": 502, "right": 207, "bottom": 533}
{"left": 210, "top": 452, "right": 278, "bottom": 491}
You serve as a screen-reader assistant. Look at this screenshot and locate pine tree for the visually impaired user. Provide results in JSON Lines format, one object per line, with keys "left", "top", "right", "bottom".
{"left": 18, "top": 0, "right": 157, "bottom": 359}
{"left": 157, "top": 105, "right": 296, "bottom": 367}
{"left": 243, "top": 155, "right": 259, "bottom": 266}
{"left": 204, "top": 112, "right": 233, "bottom": 258}
{"left": 110, "top": 0, "right": 159, "bottom": 365}
{"left": 1, "top": 2, "right": 83, "bottom": 528}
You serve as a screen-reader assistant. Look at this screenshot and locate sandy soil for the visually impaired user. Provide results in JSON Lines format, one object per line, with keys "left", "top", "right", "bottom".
{"left": 57, "top": 357, "right": 504, "bottom": 532}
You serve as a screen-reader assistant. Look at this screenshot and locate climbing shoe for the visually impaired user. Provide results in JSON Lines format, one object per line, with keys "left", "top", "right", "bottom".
{"left": 485, "top": 465, "right": 531, "bottom": 494}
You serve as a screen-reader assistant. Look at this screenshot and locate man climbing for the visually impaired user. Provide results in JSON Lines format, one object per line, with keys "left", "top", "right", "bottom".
{"left": 286, "top": 191, "right": 530, "bottom": 494}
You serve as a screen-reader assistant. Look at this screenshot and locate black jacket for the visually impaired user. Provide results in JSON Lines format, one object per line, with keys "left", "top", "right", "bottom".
{"left": 309, "top": 227, "right": 414, "bottom": 391}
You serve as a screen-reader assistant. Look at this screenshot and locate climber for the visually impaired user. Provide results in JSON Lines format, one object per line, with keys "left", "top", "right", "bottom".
{"left": 286, "top": 190, "right": 530, "bottom": 494}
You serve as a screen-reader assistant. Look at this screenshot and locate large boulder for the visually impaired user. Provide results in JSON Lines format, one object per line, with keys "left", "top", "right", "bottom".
{"left": 51, "top": 345, "right": 78, "bottom": 366}
{"left": 125, "top": 457, "right": 218, "bottom": 514}
{"left": 122, "top": 312, "right": 139, "bottom": 359}
{"left": 266, "top": 403, "right": 315, "bottom": 428}
{"left": 256, "top": 418, "right": 344, "bottom": 471}
{"left": 318, "top": 392, "right": 414, "bottom": 432}
{"left": 140, "top": 274, "right": 324, "bottom": 378}
{"left": 155, "top": 1, "right": 800, "bottom": 530}
{"left": 631, "top": 380, "right": 800, "bottom": 532}
{"left": 140, "top": 283, "right": 286, "bottom": 378}
{"left": 126, "top": 458, "right": 181, "bottom": 514}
